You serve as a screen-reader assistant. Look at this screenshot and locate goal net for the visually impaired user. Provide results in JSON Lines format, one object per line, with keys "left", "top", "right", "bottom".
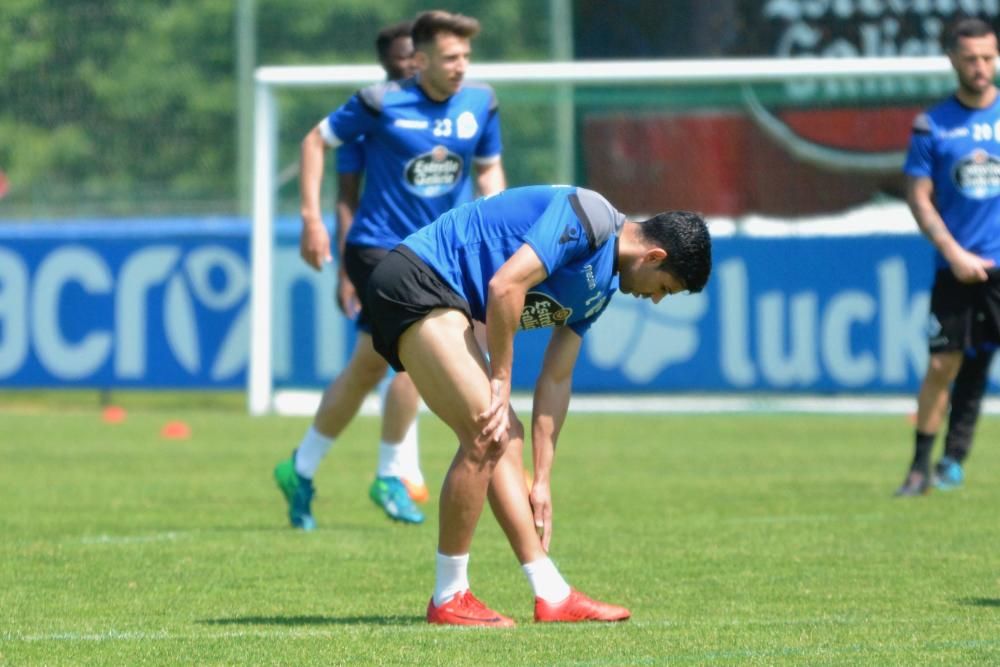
{"left": 250, "top": 56, "right": 954, "bottom": 415}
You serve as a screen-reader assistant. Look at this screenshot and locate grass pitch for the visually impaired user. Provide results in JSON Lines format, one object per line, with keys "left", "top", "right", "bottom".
{"left": 2, "top": 393, "right": 1000, "bottom": 665}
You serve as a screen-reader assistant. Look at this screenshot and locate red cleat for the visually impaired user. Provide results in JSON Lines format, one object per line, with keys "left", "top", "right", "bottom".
{"left": 426, "top": 590, "right": 516, "bottom": 627}
{"left": 534, "top": 589, "right": 631, "bottom": 623}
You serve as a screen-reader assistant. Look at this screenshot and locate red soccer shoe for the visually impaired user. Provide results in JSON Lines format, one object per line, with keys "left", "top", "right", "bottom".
{"left": 534, "top": 589, "right": 631, "bottom": 623}
{"left": 426, "top": 590, "right": 516, "bottom": 627}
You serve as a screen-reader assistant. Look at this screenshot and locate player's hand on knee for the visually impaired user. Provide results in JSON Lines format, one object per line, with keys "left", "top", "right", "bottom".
{"left": 479, "top": 378, "right": 511, "bottom": 444}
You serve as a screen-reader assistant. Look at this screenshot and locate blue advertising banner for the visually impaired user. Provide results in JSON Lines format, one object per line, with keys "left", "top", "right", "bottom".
{"left": 555, "top": 234, "right": 939, "bottom": 393}
{"left": 0, "top": 217, "right": 952, "bottom": 393}
{"left": 0, "top": 219, "right": 252, "bottom": 388}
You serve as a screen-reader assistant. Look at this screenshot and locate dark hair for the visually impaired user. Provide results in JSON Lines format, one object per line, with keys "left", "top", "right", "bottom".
{"left": 375, "top": 21, "right": 413, "bottom": 61}
{"left": 638, "top": 210, "right": 712, "bottom": 293}
{"left": 411, "top": 10, "right": 480, "bottom": 50}
{"left": 943, "top": 17, "right": 995, "bottom": 52}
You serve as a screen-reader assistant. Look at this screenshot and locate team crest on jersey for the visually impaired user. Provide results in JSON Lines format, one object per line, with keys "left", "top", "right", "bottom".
{"left": 520, "top": 292, "right": 572, "bottom": 330}
{"left": 952, "top": 149, "right": 1000, "bottom": 199}
{"left": 456, "top": 111, "right": 479, "bottom": 139}
{"left": 404, "top": 145, "right": 463, "bottom": 197}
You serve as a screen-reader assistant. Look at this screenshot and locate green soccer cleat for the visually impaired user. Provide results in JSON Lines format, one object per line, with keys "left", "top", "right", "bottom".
{"left": 274, "top": 452, "right": 317, "bottom": 531}
{"left": 369, "top": 476, "right": 424, "bottom": 524}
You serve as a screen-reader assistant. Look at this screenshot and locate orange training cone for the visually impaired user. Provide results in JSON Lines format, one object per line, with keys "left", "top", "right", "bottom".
{"left": 102, "top": 405, "right": 127, "bottom": 424}
{"left": 161, "top": 420, "right": 191, "bottom": 440}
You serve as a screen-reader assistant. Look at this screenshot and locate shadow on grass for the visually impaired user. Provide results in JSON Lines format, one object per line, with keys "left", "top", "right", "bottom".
{"left": 959, "top": 598, "right": 1000, "bottom": 608}
{"left": 198, "top": 615, "right": 423, "bottom": 627}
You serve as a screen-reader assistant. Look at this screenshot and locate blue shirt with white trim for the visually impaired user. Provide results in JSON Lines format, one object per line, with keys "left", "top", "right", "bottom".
{"left": 904, "top": 95, "right": 1000, "bottom": 268}
{"left": 402, "top": 185, "right": 625, "bottom": 336}
{"left": 335, "top": 139, "right": 365, "bottom": 174}
{"left": 320, "top": 75, "right": 502, "bottom": 249}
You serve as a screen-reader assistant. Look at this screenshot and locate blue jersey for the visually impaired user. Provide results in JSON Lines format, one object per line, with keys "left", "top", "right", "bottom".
{"left": 320, "top": 76, "right": 502, "bottom": 249}
{"left": 403, "top": 185, "right": 625, "bottom": 336}
{"left": 335, "top": 138, "right": 365, "bottom": 174}
{"left": 904, "top": 95, "right": 1000, "bottom": 269}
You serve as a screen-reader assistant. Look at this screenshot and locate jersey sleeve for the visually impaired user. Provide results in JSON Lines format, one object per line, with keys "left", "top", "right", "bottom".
{"left": 521, "top": 188, "right": 623, "bottom": 276}
{"left": 319, "top": 84, "right": 384, "bottom": 148}
{"left": 335, "top": 138, "right": 365, "bottom": 174}
{"left": 521, "top": 191, "right": 593, "bottom": 277}
{"left": 903, "top": 111, "right": 934, "bottom": 178}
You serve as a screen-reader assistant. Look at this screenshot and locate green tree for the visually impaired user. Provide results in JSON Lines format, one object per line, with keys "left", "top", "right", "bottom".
{"left": 0, "top": 0, "right": 552, "bottom": 218}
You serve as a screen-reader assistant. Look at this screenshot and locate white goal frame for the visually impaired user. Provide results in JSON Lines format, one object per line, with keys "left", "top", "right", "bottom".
{"left": 250, "top": 56, "right": 953, "bottom": 415}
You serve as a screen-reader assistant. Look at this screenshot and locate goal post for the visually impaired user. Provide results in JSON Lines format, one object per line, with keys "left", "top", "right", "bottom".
{"left": 249, "top": 56, "right": 953, "bottom": 415}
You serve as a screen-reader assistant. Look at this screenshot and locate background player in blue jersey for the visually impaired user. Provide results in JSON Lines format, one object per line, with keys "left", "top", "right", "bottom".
{"left": 366, "top": 185, "right": 711, "bottom": 626}
{"left": 275, "top": 11, "right": 506, "bottom": 530}
{"left": 896, "top": 18, "right": 1000, "bottom": 496}
{"left": 323, "top": 22, "right": 428, "bottom": 508}
{"left": 332, "top": 21, "right": 416, "bottom": 318}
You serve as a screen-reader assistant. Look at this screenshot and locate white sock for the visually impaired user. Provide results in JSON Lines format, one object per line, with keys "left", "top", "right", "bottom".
{"left": 522, "top": 557, "right": 571, "bottom": 604}
{"left": 377, "top": 440, "right": 406, "bottom": 478}
{"left": 433, "top": 552, "right": 470, "bottom": 606}
{"left": 397, "top": 420, "right": 424, "bottom": 484}
{"left": 294, "top": 425, "right": 334, "bottom": 479}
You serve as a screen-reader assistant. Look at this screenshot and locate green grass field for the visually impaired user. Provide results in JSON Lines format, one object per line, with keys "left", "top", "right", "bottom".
{"left": 2, "top": 393, "right": 1000, "bottom": 665}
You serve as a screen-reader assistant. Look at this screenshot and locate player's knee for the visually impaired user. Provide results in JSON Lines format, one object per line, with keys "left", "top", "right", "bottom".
{"left": 389, "top": 372, "right": 420, "bottom": 404}
{"left": 458, "top": 429, "right": 509, "bottom": 466}
{"left": 927, "top": 353, "right": 962, "bottom": 381}
{"left": 347, "top": 353, "right": 388, "bottom": 388}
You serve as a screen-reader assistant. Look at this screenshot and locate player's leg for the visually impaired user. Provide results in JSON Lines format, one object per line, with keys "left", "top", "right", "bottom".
{"left": 897, "top": 271, "right": 969, "bottom": 497}
{"left": 274, "top": 332, "right": 389, "bottom": 529}
{"left": 368, "top": 368, "right": 425, "bottom": 523}
{"left": 376, "top": 370, "right": 429, "bottom": 503}
{"left": 397, "top": 308, "right": 514, "bottom": 626}
{"left": 937, "top": 349, "right": 993, "bottom": 489}
{"left": 896, "top": 350, "right": 962, "bottom": 496}
{"left": 336, "top": 242, "right": 426, "bottom": 518}
{"left": 485, "top": 419, "right": 630, "bottom": 622}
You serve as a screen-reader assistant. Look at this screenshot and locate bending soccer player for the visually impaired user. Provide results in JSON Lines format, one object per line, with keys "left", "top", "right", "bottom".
{"left": 896, "top": 17, "right": 1000, "bottom": 496}
{"left": 367, "top": 185, "right": 712, "bottom": 625}
{"left": 275, "top": 11, "right": 506, "bottom": 529}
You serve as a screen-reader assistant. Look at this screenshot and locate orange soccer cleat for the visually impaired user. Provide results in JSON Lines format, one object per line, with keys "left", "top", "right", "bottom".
{"left": 426, "top": 590, "right": 516, "bottom": 627}
{"left": 534, "top": 589, "right": 631, "bottom": 623}
{"left": 402, "top": 477, "right": 430, "bottom": 504}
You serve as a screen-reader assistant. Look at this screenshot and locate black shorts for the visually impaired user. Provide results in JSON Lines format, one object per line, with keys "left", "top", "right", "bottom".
{"left": 366, "top": 245, "right": 472, "bottom": 371}
{"left": 342, "top": 244, "right": 389, "bottom": 332}
{"left": 928, "top": 268, "right": 1000, "bottom": 354}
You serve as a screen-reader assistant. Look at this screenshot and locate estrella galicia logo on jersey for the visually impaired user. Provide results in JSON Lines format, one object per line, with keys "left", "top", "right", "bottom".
{"left": 519, "top": 292, "right": 572, "bottom": 330}
{"left": 558, "top": 224, "right": 580, "bottom": 244}
{"left": 952, "top": 149, "right": 1000, "bottom": 199}
{"left": 404, "top": 145, "right": 463, "bottom": 197}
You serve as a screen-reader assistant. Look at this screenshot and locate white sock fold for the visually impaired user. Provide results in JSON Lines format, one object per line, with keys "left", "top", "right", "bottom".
{"left": 377, "top": 421, "right": 423, "bottom": 483}
{"left": 433, "top": 552, "right": 470, "bottom": 607}
{"left": 397, "top": 420, "right": 424, "bottom": 484}
{"left": 377, "top": 440, "right": 406, "bottom": 478}
{"left": 294, "top": 425, "right": 334, "bottom": 479}
{"left": 522, "top": 557, "right": 571, "bottom": 604}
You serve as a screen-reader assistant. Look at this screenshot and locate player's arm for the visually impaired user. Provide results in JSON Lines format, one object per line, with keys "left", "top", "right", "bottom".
{"left": 299, "top": 125, "right": 333, "bottom": 271}
{"left": 480, "top": 244, "right": 548, "bottom": 443}
{"left": 334, "top": 170, "right": 361, "bottom": 316}
{"left": 907, "top": 175, "right": 993, "bottom": 283}
{"left": 475, "top": 158, "right": 506, "bottom": 197}
{"left": 529, "top": 325, "right": 581, "bottom": 552}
